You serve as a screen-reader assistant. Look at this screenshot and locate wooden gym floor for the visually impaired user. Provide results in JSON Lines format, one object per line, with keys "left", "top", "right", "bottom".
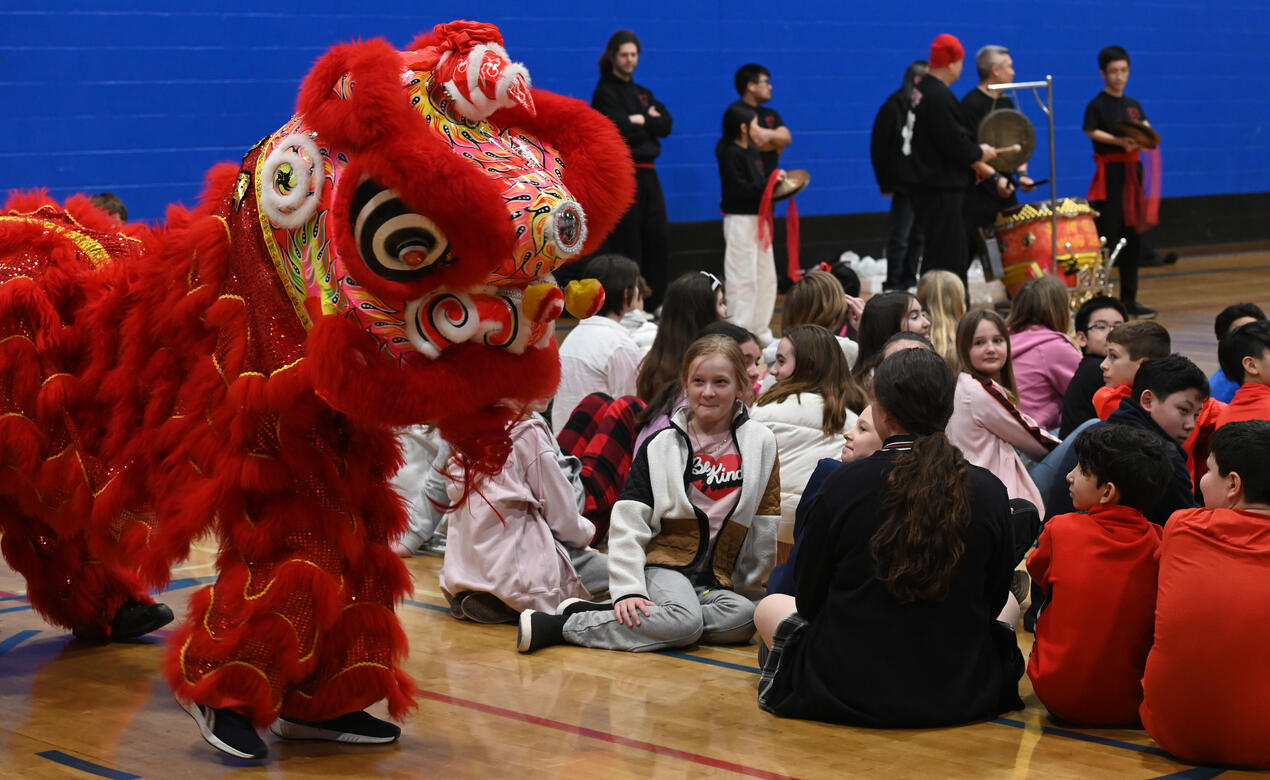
{"left": 1, "top": 249, "right": 1267, "bottom": 779}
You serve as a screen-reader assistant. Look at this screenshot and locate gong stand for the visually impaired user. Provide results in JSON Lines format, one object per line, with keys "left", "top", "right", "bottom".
{"left": 989, "top": 77, "right": 1057, "bottom": 264}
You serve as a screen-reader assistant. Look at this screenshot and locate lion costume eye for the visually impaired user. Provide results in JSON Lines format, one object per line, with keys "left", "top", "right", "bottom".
{"left": 350, "top": 177, "right": 453, "bottom": 281}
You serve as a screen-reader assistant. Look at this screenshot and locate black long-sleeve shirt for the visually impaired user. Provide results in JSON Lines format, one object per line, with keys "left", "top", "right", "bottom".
{"left": 717, "top": 142, "right": 767, "bottom": 215}
{"left": 760, "top": 438, "right": 1025, "bottom": 727}
{"left": 905, "top": 75, "right": 984, "bottom": 191}
{"left": 592, "top": 71, "right": 672, "bottom": 164}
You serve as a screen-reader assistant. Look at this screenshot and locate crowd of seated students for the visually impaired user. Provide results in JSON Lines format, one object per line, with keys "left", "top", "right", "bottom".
{"left": 389, "top": 256, "right": 1269, "bottom": 770}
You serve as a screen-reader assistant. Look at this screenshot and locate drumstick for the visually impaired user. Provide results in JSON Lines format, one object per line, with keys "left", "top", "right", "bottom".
{"left": 994, "top": 144, "right": 1022, "bottom": 154}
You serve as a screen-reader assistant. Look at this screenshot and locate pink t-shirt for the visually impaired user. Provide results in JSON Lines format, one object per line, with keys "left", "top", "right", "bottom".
{"left": 687, "top": 428, "right": 743, "bottom": 553}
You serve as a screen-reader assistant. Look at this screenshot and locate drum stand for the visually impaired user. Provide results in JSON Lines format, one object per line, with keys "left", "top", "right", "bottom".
{"left": 989, "top": 77, "right": 1057, "bottom": 263}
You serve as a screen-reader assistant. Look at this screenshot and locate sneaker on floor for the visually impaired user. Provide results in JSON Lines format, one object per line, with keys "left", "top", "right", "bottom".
{"left": 1010, "top": 570, "right": 1031, "bottom": 606}
{"left": 458, "top": 592, "right": 519, "bottom": 624}
{"left": 271, "top": 710, "right": 400, "bottom": 744}
{"left": 556, "top": 597, "right": 613, "bottom": 617}
{"left": 516, "top": 609, "right": 566, "bottom": 653}
{"left": 180, "top": 699, "right": 267, "bottom": 759}
{"left": 110, "top": 600, "right": 174, "bottom": 641}
{"left": 1124, "top": 301, "right": 1158, "bottom": 319}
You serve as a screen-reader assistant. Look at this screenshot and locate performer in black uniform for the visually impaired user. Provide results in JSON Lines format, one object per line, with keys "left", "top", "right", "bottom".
{"left": 592, "top": 30, "right": 674, "bottom": 308}
{"left": 1084, "top": 45, "right": 1157, "bottom": 319}
{"left": 960, "top": 45, "right": 1036, "bottom": 267}
{"left": 903, "top": 34, "right": 997, "bottom": 289}
{"left": 871, "top": 60, "right": 928, "bottom": 291}
{"left": 730, "top": 63, "right": 793, "bottom": 292}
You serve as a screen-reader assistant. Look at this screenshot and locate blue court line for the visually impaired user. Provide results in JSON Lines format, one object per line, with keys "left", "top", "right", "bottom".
{"left": 160, "top": 575, "right": 217, "bottom": 592}
{"left": 36, "top": 750, "right": 140, "bottom": 780}
{"left": 0, "top": 603, "right": 33, "bottom": 614}
{"left": 0, "top": 629, "right": 40, "bottom": 656}
{"left": 657, "top": 649, "right": 760, "bottom": 674}
{"left": 993, "top": 716, "right": 1169, "bottom": 756}
{"left": 1, "top": 594, "right": 28, "bottom": 600}
{"left": 403, "top": 598, "right": 450, "bottom": 614}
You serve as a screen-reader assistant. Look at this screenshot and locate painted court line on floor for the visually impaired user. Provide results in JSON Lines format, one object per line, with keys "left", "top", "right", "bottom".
{"left": 36, "top": 750, "right": 140, "bottom": 780}
{"left": 416, "top": 688, "right": 797, "bottom": 779}
{"left": 0, "top": 629, "right": 40, "bottom": 656}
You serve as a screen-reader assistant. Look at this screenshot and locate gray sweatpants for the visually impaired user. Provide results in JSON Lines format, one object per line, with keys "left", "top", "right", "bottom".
{"left": 562, "top": 566, "right": 756, "bottom": 652}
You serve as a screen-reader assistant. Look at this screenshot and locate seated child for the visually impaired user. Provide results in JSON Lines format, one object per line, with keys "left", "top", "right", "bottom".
{"left": 764, "top": 271, "right": 860, "bottom": 368}
{"left": 390, "top": 424, "right": 450, "bottom": 557}
{"left": 517, "top": 335, "right": 780, "bottom": 653}
{"left": 1027, "top": 424, "right": 1172, "bottom": 726}
{"left": 1207, "top": 303, "right": 1265, "bottom": 403}
{"left": 1058, "top": 295, "right": 1126, "bottom": 437}
{"left": 553, "top": 254, "right": 644, "bottom": 432}
{"left": 1044, "top": 354, "right": 1206, "bottom": 525}
{"left": 753, "top": 349, "right": 1025, "bottom": 727}
{"left": 947, "top": 309, "right": 1059, "bottom": 515}
{"left": 1216, "top": 319, "right": 1270, "bottom": 426}
{"left": 699, "top": 320, "right": 765, "bottom": 403}
{"left": 441, "top": 400, "right": 607, "bottom": 623}
{"left": 1140, "top": 420, "right": 1270, "bottom": 768}
{"left": 852, "top": 290, "right": 931, "bottom": 384}
{"left": 620, "top": 276, "right": 659, "bottom": 355}
{"left": 1006, "top": 276, "right": 1083, "bottom": 431}
{"left": 916, "top": 269, "right": 965, "bottom": 368}
{"left": 766, "top": 404, "right": 884, "bottom": 596}
{"left": 1092, "top": 320, "right": 1170, "bottom": 419}
{"left": 752, "top": 325, "right": 866, "bottom": 557}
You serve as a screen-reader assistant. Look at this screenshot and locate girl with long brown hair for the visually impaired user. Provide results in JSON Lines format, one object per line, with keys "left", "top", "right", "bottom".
{"left": 753, "top": 348, "right": 1026, "bottom": 727}
{"left": 752, "top": 325, "right": 867, "bottom": 558}
{"left": 946, "top": 309, "right": 1058, "bottom": 515}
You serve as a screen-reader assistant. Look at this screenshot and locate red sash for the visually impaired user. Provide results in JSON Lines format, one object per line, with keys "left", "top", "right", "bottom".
{"left": 757, "top": 169, "right": 801, "bottom": 281}
{"left": 1088, "top": 148, "right": 1161, "bottom": 231}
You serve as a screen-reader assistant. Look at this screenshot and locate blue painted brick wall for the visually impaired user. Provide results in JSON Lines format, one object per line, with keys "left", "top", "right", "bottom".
{"left": 2, "top": 1, "right": 1267, "bottom": 225}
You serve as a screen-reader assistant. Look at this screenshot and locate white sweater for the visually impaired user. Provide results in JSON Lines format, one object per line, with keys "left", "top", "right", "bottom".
{"left": 749, "top": 392, "right": 857, "bottom": 543}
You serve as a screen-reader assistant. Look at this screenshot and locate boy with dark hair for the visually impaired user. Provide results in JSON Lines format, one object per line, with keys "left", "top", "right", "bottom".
{"left": 1216, "top": 319, "right": 1270, "bottom": 426}
{"left": 552, "top": 254, "right": 644, "bottom": 431}
{"left": 1045, "top": 354, "right": 1207, "bottom": 525}
{"left": 1092, "top": 319, "right": 1170, "bottom": 419}
{"left": 90, "top": 192, "right": 128, "bottom": 221}
{"left": 1209, "top": 303, "right": 1266, "bottom": 402}
{"left": 1059, "top": 295, "right": 1127, "bottom": 436}
{"left": 1027, "top": 424, "right": 1172, "bottom": 726}
{"left": 1084, "top": 45, "right": 1158, "bottom": 319}
{"left": 1141, "top": 420, "right": 1270, "bottom": 768}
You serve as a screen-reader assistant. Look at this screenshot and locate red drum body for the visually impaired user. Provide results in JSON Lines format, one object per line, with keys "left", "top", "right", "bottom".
{"left": 993, "top": 198, "right": 1102, "bottom": 296}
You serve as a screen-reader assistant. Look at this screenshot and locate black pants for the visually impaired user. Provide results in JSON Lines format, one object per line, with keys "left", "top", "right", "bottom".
{"left": 1092, "top": 162, "right": 1143, "bottom": 304}
{"left": 909, "top": 186, "right": 969, "bottom": 289}
{"left": 884, "top": 190, "right": 924, "bottom": 290}
{"left": 601, "top": 166, "right": 671, "bottom": 309}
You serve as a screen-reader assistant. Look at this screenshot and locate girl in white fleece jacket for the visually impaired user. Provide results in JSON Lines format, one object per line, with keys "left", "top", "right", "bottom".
{"left": 752, "top": 325, "right": 867, "bottom": 556}
{"left": 515, "top": 335, "right": 780, "bottom": 654}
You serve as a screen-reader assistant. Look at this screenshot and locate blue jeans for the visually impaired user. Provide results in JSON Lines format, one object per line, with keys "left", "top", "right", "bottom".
{"left": 884, "top": 191, "right": 923, "bottom": 290}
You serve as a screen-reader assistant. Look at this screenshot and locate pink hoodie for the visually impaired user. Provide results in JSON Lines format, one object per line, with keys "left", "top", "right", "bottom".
{"left": 1010, "top": 325, "right": 1081, "bottom": 431}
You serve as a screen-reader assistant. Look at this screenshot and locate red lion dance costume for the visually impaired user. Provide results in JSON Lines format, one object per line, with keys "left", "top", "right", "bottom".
{"left": 0, "top": 21, "right": 633, "bottom": 759}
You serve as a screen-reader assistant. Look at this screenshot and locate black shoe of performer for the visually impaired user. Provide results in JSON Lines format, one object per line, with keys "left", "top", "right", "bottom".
{"left": 555, "top": 597, "right": 613, "bottom": 617}
{"left": 110, "top": 600, "right": 175, "bottom": 640}
{"left": 271, "top": 710, "right": 401, "bottom": 744}
{"left": 181, "top": 700, "right": 268, "bottom": 759}
{"left": 516, "top": 609, "right": 566, "bottom": 653}
{"left": 1124, "top": 301, "right": 1158, "bottom": 319}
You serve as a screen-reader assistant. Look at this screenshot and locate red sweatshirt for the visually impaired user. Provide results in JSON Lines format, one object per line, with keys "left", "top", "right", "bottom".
{"left": 1216, "top": 381, "right": 1270, "bottom": 427}
{"left": 1026, "top": 503, "right": 1162, "bottom": 726}
{"left": 1141, "top": 507, "right": 1270, "bottom": 768}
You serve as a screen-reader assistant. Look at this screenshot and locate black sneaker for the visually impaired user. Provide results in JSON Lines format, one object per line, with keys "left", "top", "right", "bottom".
{"left": 110, "top": 601, "right": 174, "bottom": 640}
{"left": 555, "top": 597, "right": 612, "bottom": 617}
{"left": 180, "top": 700, "right": 267, "bottom": 759}
{"left": 516, "top": 610, "right": 566, "bottom": 653}
{"left": 271, "top": 710, "right": 400, "bottom": 744}
{"left": 1124, "top": 301, "right": 1157, "bottom": 319}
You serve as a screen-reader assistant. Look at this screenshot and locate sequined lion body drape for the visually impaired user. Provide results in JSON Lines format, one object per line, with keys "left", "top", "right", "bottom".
{"left": 0, "top": 20, "right": 633, "bottom": 727}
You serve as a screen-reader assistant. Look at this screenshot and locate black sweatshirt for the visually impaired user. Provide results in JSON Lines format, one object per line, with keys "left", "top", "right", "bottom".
{"left": 717, "top": 142, "right": 767, "bottom": 215}
{"left": 905, "top": 75, "right": 984, "bottom": 191}
{"left": 869, "top": 89, "right": 916, "bottom": 194}
{"left": 592, "top": 71, "right": 673, "bottom": 164}
{"left": 760, "top": 439, "right": 1025, "bottom": 727}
